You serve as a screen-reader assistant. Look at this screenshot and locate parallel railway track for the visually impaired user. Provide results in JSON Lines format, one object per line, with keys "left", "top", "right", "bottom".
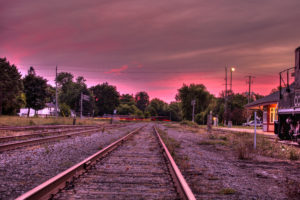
{"left": 0, "top": 125, "right": 95, "bottom": 132}
{"left": 0, "top": 127, "right": 102, "bottom": 152}
{"left": 16, "top": 125, "right": 196, "bottom": 200}
{"left": 0, "top": 127, "right": 91, "bottom": 143}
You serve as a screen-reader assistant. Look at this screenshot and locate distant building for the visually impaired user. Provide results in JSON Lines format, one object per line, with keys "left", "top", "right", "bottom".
{"left": 18, "top": 103, "right": 57, "bottom": 117}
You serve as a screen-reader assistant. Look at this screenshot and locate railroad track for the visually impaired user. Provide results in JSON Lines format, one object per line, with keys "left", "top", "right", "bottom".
{"left": 16, "top": 125, "right": 196, "bottom": 200}
{"left": 0, "top": 127, "right": 103, "bottom": 152}
{"left": 0, "top": 126, "right": 92, "bottom": 143}
{"left": 0, "top": 125, "right": 95, "bottom": 132}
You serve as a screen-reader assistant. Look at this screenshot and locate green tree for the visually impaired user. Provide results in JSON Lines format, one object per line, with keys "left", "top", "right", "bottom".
{"left": 168, "top": 102, "right": 182, "bottom": 121}
{"left": 91, "top": 82, "right": 120, "bottom": 116}
{"left": 146, "top": 98, "right": 168, "bottom": 116}
{"left": 23, "top": 67, "right": 48, "bottom": 116}
{"left": 0, "top": 58, "right": 23, "bottom": 115}
{"left": 216, "top": 91, "right": 263, "bottom": 125}
{"left": 135, "top": 91, "right": 149, "bottom": 112}
{"left": 57, "top": 73, "right": 94, "bottom": 116}
{"left": 45, "top": 84, "right": 56, "bottom": 104}
{"left": 120, "top": 94, "right": 135, "bottom": 106}
{"left": 176, "top": 83, "right": 211, "bottom": 120}
{"left": 59, "top": 103, "right": 71, "bottom": 117}
{"left": 117, "top": 104, "right": 139, "bottom": 115}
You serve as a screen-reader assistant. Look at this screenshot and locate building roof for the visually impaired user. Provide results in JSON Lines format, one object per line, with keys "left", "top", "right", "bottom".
{"left": 245, "top": 91, "right": 279, "bottom": 108}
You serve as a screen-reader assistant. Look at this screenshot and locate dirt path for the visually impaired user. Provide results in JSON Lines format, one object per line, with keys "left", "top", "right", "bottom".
{"left": 160, "top": 124, "right": 300, "bottom": 200}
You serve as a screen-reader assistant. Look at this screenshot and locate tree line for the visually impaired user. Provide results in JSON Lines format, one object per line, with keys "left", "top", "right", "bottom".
{"left": 0, "top": 58, "right": 263, "bottom": 124}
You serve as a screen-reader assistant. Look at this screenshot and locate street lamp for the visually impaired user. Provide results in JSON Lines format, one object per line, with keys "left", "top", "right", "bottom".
{"left": 230, "top": 67, "right": 235, "bottom": 92}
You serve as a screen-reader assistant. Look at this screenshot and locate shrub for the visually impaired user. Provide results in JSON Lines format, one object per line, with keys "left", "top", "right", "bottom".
{"left": 219, "top": 188, "right": 236, "bottom": 195}
{"left": 236, "top": 139, "right": 253, "bottom": 160}
{"left": 180, "top": 120, "right": 198, "bottom": 127}
{"left": 289, "top": 149, "right": 299, "bottom": 161}
{"left": 59, "top": 103, "right": 71, "bottom": 117}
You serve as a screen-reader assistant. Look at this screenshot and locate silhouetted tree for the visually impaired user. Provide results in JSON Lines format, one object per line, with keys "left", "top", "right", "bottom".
{"left": 56, "top": 72, "right": 94, "bottom": 116}
{"left": 176, "top": 83, "right": 211, "bottom": 120}
{"left": 120, "top": 94, "right": 135, "bottom": 106}
{"left": 135, "top": 91, "right": 149, "bottom": 112}
{"left": 168, "top": 102, "right": 183, "bottom": 121}
{"left": 0, "top": 58, "right": 23, "bottom": 115}
{"left": 91, "top": 82, "right": 120, "bottom": 116}
{"left": 146, "top": 98, "right": 168, "bottom": 116}
{"left": 23, "top": 67, "right": 48, "bottom": 116}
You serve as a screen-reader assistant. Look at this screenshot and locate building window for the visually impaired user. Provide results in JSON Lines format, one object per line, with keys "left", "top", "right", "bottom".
{"left": 270, "top": 107, "right": 275, "bottom": 123}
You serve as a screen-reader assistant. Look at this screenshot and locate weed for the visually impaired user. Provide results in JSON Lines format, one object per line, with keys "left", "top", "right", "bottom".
{"left": 285, "top": 178, "right": 300, "bottom": 199}
{"left": 219, "top": 188, "right": 236, "bottom": 195}
{"left": 219, "top": 136, "right": 228, "bottom": 141}
{"left": 43, "top": 145, "right": 50, "bottom": 154}
{"left": 157, "top": 128, "right": 181, "bottom": 158}
{"left": 198, "top": 140, "right": 227, "bottom": 146}
{"left": 208, "top": 133, "right": 217, "bottom": 140}
{"left": 236, "top": 139, "right": 253, "bottom": 160}
{"left": 60, "top": 161, "right": 73, "bottom": 168}
{"left": 180, "top": 120, "right": 198, "bottom": 127}
{"left": 289, "top": 149, "right": 299, "bottom": 160}
{"left": 207, "top": 174, "right": 219, "bottom": 180}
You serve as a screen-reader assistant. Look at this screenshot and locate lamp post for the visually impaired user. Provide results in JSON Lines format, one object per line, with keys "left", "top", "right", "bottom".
{"left": 230, "top": 67, "right": 235, "bottom": 92}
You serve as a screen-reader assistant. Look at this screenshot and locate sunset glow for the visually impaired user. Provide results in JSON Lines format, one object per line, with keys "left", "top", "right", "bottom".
{"left": 1, "top": 0, "right": 300, "bottom": 102}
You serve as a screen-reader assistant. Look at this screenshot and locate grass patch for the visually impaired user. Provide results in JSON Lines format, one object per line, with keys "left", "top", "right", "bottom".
{"left": 289, "top": 149, "right": 299, "bottom": 161}
{"left": 156, "top": 127, "right": 193, "bottom": 172}
{"left": 0, "top": 116, "right": 107, "bottom": 126}
{"left": 219, "top": 188, "right": 236, "bottom": 195}
{"left": 198, "top": 140, "right": 228, "bottom": 146}
{"left": 208, "top": 130, "right": 300, "bottom": 161}
{"left": 180, "top": 120, "right": 198, "bottom": 128}
{"left": 157, "top": 128, "right": 180, "bottom": 158}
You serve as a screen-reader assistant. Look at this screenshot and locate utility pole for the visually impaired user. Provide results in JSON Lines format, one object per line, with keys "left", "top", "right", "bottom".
{"left": 246, "top": 75, "right": 254, "bottom": 123}
{"left": 246, "top": 76, "right": 255, "bottom": 104}
{"left": 254, "top": 111, "right": 257, "bottom": 149}
{"left": 55, "top": 66, "right": 58, "bottom": 117}
{"left": 224, "top": 67, "right": 228, "bottom": 126}
{"left": 191, "top": 99, "right": 196, "bottom": 122}
{"left": 80, "top": 92, "right": 83, "bottom": 119}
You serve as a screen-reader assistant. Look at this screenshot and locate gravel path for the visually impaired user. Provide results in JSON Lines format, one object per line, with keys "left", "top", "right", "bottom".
{"left": 0, "top": 123, "right": 143, "bottom": 199}
{"left": 160, "top": 124, "right": 300, "bottom": 200}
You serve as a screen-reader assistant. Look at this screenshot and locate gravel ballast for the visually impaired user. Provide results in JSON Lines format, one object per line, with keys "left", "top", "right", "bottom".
{"left": 160, "top": 124, "right": 300, "bottom": 200}
{"left": 0, "top": 123, "right": 143, "bottom": 199}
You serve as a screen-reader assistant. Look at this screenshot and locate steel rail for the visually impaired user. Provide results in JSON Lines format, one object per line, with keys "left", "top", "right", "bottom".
{"left": 0, "top": 128, "right": 101, "bottom": 152}
{"left": 154, "top": 126, "right": 196, "bottom": 200}
{"left": 0, "top": 127, "right": 89, "bottom": 143}
{"left": 15, "top": 126, "right": 143, "bottom": 200}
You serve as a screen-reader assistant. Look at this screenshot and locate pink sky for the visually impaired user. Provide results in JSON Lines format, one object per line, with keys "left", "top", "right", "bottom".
{"left": 1, "top": 0, "right": 300, "bottom": 102}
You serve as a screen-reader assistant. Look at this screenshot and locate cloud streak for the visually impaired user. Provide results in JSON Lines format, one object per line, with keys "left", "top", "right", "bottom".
{"left": 105, "top": 65, "right": 128, "bottom": 74}
{"left": 1, "top": 0, "right": 300, "bottom": 102}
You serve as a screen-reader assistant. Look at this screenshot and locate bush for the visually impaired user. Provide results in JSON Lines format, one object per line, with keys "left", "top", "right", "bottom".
{"left": 144, "top": 111, "right": 151, "bottom": 118}
{"left": 59, "top": 103, "right": 71, "bottom": 117}
{"left": 195, "top": 112, "right": 206, "bottom": 125}
{"left": 180, "top": 120, "right": 198, "bottom": 127}
{"left": 135, "top": 109, "right": 144, "bottom": 118}
{"left": 289, "top": 149, "right": 299, "bottom": 161}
